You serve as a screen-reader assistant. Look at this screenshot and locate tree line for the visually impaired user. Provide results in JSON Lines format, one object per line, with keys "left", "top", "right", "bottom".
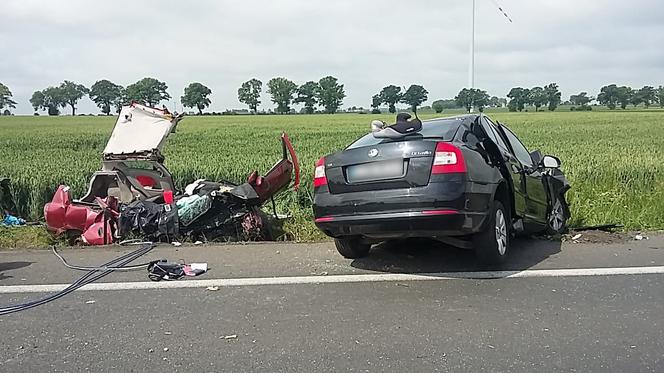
{"left": 1, "top": 79, "right": 663, "bottom": 116}
{"left": 449, "top": 83, "right": 664, "bottom": 113}
{"left": 26, "top": 78, "right": 178, "bottom": 116}
{"left": 238, "top": 76, "right": 346, "bottom": 114}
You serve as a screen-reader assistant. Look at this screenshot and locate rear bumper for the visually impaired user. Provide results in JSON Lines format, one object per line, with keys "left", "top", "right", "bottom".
{"left": 314, "top": 209, "right": 489, "bottom": 239}
{"left": 313, "top": 179, "right": 495, "bottom": 240}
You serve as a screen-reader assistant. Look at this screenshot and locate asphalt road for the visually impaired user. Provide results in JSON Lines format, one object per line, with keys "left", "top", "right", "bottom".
{"left": 1, "top": 235, "right": 663, "bottom": 372}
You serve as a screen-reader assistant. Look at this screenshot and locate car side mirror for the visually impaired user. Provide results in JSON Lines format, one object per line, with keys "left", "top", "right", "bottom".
{"left": 541, "top": 155, "right": 561, "bottom": 168}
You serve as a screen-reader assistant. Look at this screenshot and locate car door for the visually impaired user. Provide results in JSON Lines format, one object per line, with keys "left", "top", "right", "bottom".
{"left": 497, "top": 124, "right": 549, "bottom": 229}
{"left": 479, "top": 117, "right": 527, "bottom": 219}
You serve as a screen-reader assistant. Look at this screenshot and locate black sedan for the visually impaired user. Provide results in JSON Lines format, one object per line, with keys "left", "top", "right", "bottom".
{"left": 313, "top": 113, "right": 570, "bottom": 264}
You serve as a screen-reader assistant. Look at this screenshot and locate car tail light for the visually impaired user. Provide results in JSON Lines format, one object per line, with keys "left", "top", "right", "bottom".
{"left": 432, "top": 142, "right": 466, "bottom": 174}
{"left": 314, "top": 157, "right": 327, "bottom": 188}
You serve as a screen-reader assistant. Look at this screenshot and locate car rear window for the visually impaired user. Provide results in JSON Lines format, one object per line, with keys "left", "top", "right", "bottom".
{"left": 347, "top": 119, "right": 461, "bottom": 149}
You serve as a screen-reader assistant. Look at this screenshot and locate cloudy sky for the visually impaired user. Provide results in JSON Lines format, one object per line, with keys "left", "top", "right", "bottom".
{"left": 2, "top": 0, "right": 663, "bottom": 114}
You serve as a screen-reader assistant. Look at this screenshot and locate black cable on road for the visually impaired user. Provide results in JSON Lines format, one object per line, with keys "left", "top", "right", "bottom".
{"left": 51, "top": 246, "right": 155, "bottom": 271}
{"left": 0, "top": 242, "right": 155, "bottom": 316}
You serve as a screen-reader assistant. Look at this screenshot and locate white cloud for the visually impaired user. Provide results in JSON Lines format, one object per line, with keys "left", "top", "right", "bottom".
{"left": 1, "top": 0, "right": 663, "bottom": 114}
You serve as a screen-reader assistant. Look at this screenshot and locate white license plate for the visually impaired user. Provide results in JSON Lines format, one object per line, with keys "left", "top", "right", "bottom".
{"left": 346, "top": 160, "right": 404, "bottom": 183}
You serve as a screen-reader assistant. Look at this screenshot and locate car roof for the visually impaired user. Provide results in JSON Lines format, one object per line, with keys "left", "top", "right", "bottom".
{"left": 422, "top": 114, "right": 478, "bottom": 126}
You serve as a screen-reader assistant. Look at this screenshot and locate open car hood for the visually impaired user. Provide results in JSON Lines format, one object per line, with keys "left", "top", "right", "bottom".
{"left": 103, "top": 103, "right": 183, "bottom": 159}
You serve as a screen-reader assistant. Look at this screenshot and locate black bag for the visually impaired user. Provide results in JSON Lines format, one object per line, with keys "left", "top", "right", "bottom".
{"left": 119, "top": 201, "right": 179, "bottom": 240}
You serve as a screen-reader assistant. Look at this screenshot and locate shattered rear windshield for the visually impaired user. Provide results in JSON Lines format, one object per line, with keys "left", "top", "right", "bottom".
{"left": 347, "top": 118, "right": 462, "bottom": 149}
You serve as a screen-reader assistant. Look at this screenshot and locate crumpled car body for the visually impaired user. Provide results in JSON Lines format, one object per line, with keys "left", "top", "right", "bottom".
{"left": 44, "top": 103, "right": 299, "bottom": 245}
{"left": 313, "top": 113, "right": 571, "bottom": 264}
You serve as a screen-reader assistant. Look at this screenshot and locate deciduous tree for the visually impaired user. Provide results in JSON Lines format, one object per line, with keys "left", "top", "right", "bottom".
{"left": 570, "top": 92, "right": 592, "bottom": 107}
{"left": 316, "top": 76, "right": 345, "bottom": 114}
{"left": 528, "top": 87, "right": 547, "bottom": 112}
{"left": 400, "top": 84, "right": 428, "bottom": 113}
{"left": 181, "top": 82, "right": 212, "bottom": 114}
{"left": 124, "top": 77, "right": 170, "bottom": 107}
{"left": 455, "top": 88, "right": 489, "bottom": 112}
{"left": 431, "top": 100, "right": 445, "bottom": 113}
{"left": 378, "top": 85, "right": 403, "bottom": 113}
{"left": 656, "top": 86, "right": 664, "bottom": 108}
{"left": 616, "top": 86, "right": 632, "bottom": 109}
{"left": 637, "top": 86, "right": 656, "bottom": 108}
{"left": 59, "top": 80, "right": 89, "bottom": 115}
{"left": 295, "top": 81, "right": 319, "bottom": 114}
{"left": 89, "top": 79, "right": 124, "bottom": 115}
{"left": 0, "top": 83, "right": 17, "bottom": 112}
{"left": 597, "top": 84, "right": 619, "bottom": 109}
{"left": 544, "top": 83, "right": 561, "bottom": 111}
{"left": 507, "top": 87, "right": 530, "bottom": 112}
{"left": 371, "top": 94, "right": 382, "bottom": 114}
{"left": 267, "top": 77, "right": 297, "bottom": 114}
{"left": 30, "top": 87, "right": 66, "bottom": 116}
{"left": 237, "top": 78, "right": 262, "bottom": 113}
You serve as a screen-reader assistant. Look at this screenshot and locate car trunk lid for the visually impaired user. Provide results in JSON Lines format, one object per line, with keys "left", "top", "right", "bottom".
{"left": 325, "top": 140, "right": 438, "bottom": 194}
{"left": 103, "top": 103, "right": 184, "bottom": 160}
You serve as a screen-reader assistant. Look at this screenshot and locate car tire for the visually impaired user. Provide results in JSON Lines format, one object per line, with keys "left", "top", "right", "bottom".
{"left": 546, "top": 198, "right": 568, "bottom": 235}
{"left": 473, "top": 200, "right": 510, "bottom": 265}
{"left": 334, "top": 237, "right": 371, "bottom": 259}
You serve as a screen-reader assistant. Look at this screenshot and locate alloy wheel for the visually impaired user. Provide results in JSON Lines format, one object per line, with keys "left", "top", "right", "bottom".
{"left": 495, "top": 209, "right": 507, "bottom": 256}
{"left": 548, "top": 199, "right": 565, "bottom": 232}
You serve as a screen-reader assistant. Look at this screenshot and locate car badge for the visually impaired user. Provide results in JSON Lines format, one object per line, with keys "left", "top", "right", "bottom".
{"left": 368, "top": 148, "right": 379, "bottom": 158}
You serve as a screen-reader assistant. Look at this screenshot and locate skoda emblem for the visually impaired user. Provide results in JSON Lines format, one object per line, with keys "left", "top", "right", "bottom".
{"left": 368, "top": 148, "right": 379, "bottom": 158}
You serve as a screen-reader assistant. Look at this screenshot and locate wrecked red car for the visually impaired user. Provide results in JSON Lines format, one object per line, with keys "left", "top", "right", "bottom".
{"left": 44, "top": 103, "right": 299, "bottom": 245}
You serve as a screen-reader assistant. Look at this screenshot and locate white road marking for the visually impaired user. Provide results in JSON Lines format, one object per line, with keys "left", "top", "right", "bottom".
{"left": 1, "top": 266, "right": 664, "bottom": 294}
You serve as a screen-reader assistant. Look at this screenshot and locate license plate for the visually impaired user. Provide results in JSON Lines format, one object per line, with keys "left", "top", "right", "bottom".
{"left": 346, "top": 160, "right": 404, "bottom": 183}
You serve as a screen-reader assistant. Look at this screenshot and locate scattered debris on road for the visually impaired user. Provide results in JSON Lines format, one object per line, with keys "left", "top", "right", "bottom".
{"left": 635, "top": 234, "right": 648, "bottom": 241}
{"left": 147, "top": 260, "right": 208, "bottom": 281}
{"left": 565, "top": 230, "right": 630, "bottom": 244}
{"left": 206, "top": 286, "right": 220, "bottom": 291}
{"left": 223, "top": 335, "right": 238, "bottom": 340}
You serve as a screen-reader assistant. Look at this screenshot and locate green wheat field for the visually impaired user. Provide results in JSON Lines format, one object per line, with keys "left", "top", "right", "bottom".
{"left": 1, "top": 110, "right": 663, "bottom": 242}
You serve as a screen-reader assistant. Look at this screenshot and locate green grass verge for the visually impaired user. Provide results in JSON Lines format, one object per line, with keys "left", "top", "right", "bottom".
{"left": 0, "top": 226, "right": 54, "bottom": 249}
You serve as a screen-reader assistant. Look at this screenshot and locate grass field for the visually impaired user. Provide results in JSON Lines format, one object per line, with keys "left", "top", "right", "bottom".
{"left": 1, "top": 110, "right": 663, "bottom": 242}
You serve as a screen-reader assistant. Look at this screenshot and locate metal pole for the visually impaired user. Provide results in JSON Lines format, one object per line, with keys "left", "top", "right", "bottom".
{"left": 468, "top": 0, "right": 475, "bottom": 112}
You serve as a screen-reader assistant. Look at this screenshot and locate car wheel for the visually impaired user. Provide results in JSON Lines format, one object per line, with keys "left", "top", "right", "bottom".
{"left": 546, "top": 198, "right": 568, "bottom": 235}
{"left": 334, "top": 237, "right": 371, "bottom": 259}
{"left": 473, "top": 200, "right": 510, "bottom": 265}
